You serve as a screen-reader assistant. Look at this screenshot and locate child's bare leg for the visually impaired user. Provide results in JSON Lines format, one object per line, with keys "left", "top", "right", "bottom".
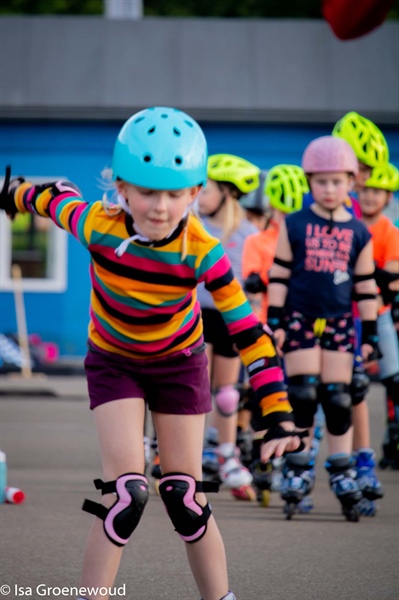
{"left": 80, "top": 398, "right": 146, "bottom": 600}
{"left": 352, "top": 400, "right": 371, "bottom": 449}
{"left": 325, "top": 429, "right": 353, "bottom": 455}
{"left": 154, "top": 412, "right": 229, "bottom": 600}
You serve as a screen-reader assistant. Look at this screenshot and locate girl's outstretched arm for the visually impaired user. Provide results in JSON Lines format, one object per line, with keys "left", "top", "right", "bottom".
{"left": 197, "top": 235, "right": 303, "bottom": 460}
{"left": 7, "top": 176, "right": 93, "bottom": 248}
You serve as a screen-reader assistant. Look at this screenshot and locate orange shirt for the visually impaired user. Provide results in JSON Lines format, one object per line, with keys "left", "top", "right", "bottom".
{"left": 242, "top": 221, "right": 280, "bottom": 323}
{"left": 367, "top": 214, "right": 399, "bottom": 314}
{"left": 368, "top": 215, "right": 399, "bottom": 269}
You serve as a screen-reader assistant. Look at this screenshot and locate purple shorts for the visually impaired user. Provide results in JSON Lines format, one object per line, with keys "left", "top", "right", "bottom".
{"left": 84, "top": 344, "right": 212, "bottom": 415}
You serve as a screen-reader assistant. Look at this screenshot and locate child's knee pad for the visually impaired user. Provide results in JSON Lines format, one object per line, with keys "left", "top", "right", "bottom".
{"left": 159, "top": 472, "right": 219, "bottom": 543}
{"left": 319, "top": 383, "right": 352, "bottom": 436}
{"left": 350, "top": 365, "right": 370, "bottom": 406}
{"left": 288, "top": 375, "right": 320, "bottom": 428}
{"left": 82, "top": 473, "right": 149, "bottom": 547}
{"left": 214, "top": 385, "right": 240, "bottom": 416}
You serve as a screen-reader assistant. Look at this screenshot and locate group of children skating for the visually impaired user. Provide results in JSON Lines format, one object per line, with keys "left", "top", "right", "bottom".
{"left": 194, "top": 111, "right": 399, "bottom": 523}
{"left": 1, "top": 108, "right": 397, "bottom": 600}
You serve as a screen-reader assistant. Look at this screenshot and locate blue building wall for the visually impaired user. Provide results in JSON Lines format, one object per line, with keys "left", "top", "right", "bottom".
{"left": 1, "top": 120, "right": 398, "bottom": 356}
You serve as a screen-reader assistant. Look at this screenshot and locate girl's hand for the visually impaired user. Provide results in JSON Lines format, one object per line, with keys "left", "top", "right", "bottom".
{"left": 361, "top": 343, "right": 374, "bottom": 362}
{"left": 361, "top": 342, "right": 381, "bottom": 369}
{"left": 261, "top": 435, "right": 301, "bottom": 462}
{"left": 0, "top": 166, "right": 23, "bottom": 220}
{"left": 260, "top": 422, "right": 306, "bottom": 462}
{"left": 273, "top": 328, "right": 285, "bottom": 355}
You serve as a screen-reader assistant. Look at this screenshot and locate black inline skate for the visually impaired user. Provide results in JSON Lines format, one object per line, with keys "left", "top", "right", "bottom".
{"left": 250, "top": 459, "right": 273, "bottom": 507}
{"left": 280, "top": 452, "right": 315, "bottom": 520}
{"left": 325, "top": 453, "right": 362, "bottom": 522}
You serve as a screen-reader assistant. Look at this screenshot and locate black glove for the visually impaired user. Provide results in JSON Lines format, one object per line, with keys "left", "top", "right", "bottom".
{"left": 244, "top": 272, "right": 267, "bottom": 294}
{"left": 267, "top": 305, "right": 285, "bottom": 332}
{"left": 361, "top": 320, "right": 383, "bottom": 361}
{"left": 0, "top": 165, "right": 24, "bottom": 219}
{"left": 263, "top": 425, "right": 309, "bottom": 455}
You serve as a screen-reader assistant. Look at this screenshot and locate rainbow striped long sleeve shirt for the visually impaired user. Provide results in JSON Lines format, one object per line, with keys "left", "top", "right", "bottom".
{"left": 14, "top": 181, "right": 292, "bottom": 426}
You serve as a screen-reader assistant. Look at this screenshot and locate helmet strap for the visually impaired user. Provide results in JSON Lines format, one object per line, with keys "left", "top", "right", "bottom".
{"left": 117, "top": 193, "right": 132, "bottom": 215}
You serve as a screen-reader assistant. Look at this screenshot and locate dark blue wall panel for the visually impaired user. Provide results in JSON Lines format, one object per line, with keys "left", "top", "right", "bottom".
{"left": 1, "top": 120, "right": 398, "bottom": 356}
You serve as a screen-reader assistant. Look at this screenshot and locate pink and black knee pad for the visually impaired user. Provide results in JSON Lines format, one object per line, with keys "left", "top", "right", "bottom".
{"left": 159, "top": 472, "right": 219, "bottom": 543}
{"left": 214, "top": 385, "right": 240, "bottom": 416}
{"left": 82, "top": 473, "right": 149, "bottom": 547}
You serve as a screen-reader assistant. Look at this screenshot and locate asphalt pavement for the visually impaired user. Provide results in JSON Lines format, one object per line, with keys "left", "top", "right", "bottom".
{"left": 0, "top": 375, "right": 398, "bottom": 600}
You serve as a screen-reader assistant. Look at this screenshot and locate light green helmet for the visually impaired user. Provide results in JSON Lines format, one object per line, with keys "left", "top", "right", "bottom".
{"left": 207, "top": 154, "right": 260, "bottom": 194}
{"left": 265, "top": 164, "right": 309, "bottom": 214}
{"left": 332, "top": 111, "right": 389, "bottom": 168}
{"left": 365, "top": 163, "right": 399, "bottom": 193}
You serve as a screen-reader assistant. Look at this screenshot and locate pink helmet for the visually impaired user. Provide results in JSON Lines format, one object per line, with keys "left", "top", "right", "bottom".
{"left": 302, "top": 136, "right": 358, "bottom": 176}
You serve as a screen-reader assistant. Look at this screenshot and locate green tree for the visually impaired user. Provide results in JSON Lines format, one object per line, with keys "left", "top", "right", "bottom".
{"left": 0, "top": 0, "right": 103, "bottom": 14}
{"left": 0, "top": 0, "right": 398, "bottom": 18}
{"left": 144, "top": 0, "right": 322, "bottom": 18}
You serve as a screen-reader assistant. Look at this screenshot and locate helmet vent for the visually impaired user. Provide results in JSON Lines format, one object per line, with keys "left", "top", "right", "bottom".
{"left": 143, "top": 154, "right": 152, "bottom": 163}
{"left": 134, "top": 116, "right": 145, "bottom": 124}
{"left": 173, "top": 127, "right": 181, "bottom": 136}
{"left": 148, "top": 126, "right": 156, "bottom": 134}
{"left": 175, "top": 156, "right": 183, "bottom": 166}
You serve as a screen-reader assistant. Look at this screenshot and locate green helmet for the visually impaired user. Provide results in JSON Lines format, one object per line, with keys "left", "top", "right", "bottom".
{"left": 265, "top": 164, "right": 309, "bottom": 214}
{"left": 365, "top": 163, "right": 399, "bottom": 193}
{"left": 332, "top": 111, "right": 389, "bottom": 168}
{"left": 207, "top": 154, "right": 260, "bottom": 194}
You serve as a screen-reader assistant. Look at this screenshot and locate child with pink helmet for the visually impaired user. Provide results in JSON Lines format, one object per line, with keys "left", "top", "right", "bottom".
{"left": 267, "top": 135, "right": 380, "bottom": 521}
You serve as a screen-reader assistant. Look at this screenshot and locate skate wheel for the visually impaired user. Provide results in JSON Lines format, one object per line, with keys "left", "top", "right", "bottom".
{"left": 231, "top": 485, "right": 256, "bottom": 501}
{"left": 257, "top": 489, "right": 271, "bottom": 508}
{"left": 297, "top": 496, "right": 314, "bottom": 514}
{"left": 357, "top": 498, "right": 377, "bottom": 517}
{"left": 283, "top": 503, "right": 296, "bottom": 520}
{"left": 343, "top": 505, "right": 360, "bottom": 522}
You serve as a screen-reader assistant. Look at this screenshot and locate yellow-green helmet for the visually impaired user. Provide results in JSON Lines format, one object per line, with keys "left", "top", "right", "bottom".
{"left": 365, "top": 163, "right": 399, "bottom": 193}
{"left": 265, "top": 164, "right": 309, "bottom": 214}
{"left": 332, "top": 111, "right": 389, "bottom": 168}
{"left": 207, "top": 154, "right": 260, "bottom": 194}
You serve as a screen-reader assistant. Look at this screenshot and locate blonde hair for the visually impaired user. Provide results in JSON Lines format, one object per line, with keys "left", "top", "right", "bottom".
{"left": 98, "top": 167, "right": 124, "bottom": 216}
{"left": 220, "top": 196, "right": 245, "bottom": 245}
{"left": 181, "top": 210, "right": 202, "bottom": 261}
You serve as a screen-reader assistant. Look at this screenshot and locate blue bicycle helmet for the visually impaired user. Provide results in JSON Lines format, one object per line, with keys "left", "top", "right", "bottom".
{"left": 112, "top": 107, "right": 207, "bottom": 190}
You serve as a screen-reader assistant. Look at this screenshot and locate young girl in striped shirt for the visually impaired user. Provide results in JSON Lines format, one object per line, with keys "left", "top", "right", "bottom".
{"left": 0, "top": 106, "right": 302, "bottom": 600}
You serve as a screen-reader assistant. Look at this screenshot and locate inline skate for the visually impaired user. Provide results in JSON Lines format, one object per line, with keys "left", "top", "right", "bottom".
{"left": 202, "top": 426, "right": 221, "bottom": 484}
{"left": 296, "top": 414, "right": 324, "bottom": 514}
{"left": 353, "top": 448, "right": 384, "bottom": 517}
{"left": 325, "top": 453, "right": 362, "bottom": 522}
{"left": 280, "top": 452, "right": 315, "bottom": 520}
{"left": 218, "top": 442, "right": 256, "bottom": 501}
